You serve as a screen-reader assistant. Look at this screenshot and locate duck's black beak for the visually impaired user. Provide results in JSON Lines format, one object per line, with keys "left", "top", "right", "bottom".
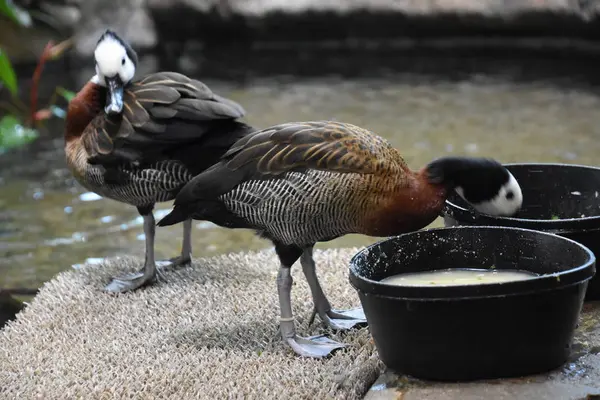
{"left": 104, "top": 75, "right": 124, "bottom": 115}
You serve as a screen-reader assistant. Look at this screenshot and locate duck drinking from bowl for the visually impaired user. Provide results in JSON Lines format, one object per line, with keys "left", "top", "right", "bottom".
{"left": 443, "top": 162, "right": 600, "bottom": 301}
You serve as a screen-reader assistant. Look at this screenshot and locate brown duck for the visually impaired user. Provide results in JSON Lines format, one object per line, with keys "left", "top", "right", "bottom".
{"left": 65, "top": 29, "right": 254, "bottom": 293}
{"left": 158, "top": 120, "right": 523, "bottom": 358}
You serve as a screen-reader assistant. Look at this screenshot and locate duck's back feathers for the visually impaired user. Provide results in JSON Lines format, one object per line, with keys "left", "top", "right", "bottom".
{"left": 86, "top": 72, "right": 247, "bottom": 164}
{"left": 133, "top": 72, "right": 245, "bottom": 119}
{"left": 170, "top": 121, "right": 407, "bottom": 209}
{"left": 158, "top": 121, "right": 410, "bottom": 238}
{"left": 224, "top": 120, "right": 405, "bottom": 177}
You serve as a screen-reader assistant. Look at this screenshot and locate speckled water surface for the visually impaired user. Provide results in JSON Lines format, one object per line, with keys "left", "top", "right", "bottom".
{"left": 2, "top": 55, "right": 600, "bottom": 291}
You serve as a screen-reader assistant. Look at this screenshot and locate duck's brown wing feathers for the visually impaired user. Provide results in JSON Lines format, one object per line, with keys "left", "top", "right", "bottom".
{"left": 85, "top": 72, "right": 246, "bottom": 164}
{"left": 223, "top": 120, "right": 405, "bottom": 176}
{"left": 175, "top": 120, "right": 407, "bottom": 202}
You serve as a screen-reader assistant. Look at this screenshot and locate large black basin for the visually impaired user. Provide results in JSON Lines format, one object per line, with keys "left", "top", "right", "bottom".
{"left": 349, "top": 226, "right": 595, "bottom": 381}
{"left": 443, "top": 163, "right": 600, "bottom": 301}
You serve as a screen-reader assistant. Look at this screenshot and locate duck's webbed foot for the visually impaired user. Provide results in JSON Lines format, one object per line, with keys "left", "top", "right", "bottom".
{"left": 281, "top": 320, "right": 346, "bottom": 358}
{"left": 158, "top": 255, "right": 191, "bottom": 267}
{"left": 104, "top": 209, "right": 159, "bottom": 293}
{"left": 301, "top": 247, "right": 367, "bottom": 331}
{"left": 104, "top": 268, "right": 157, "bottom": 293}
{"left": 156, "top": 255, "right": 191, "bottom": 270}
{"left": 308, "top": 307, "right": 367, "bottom": 331}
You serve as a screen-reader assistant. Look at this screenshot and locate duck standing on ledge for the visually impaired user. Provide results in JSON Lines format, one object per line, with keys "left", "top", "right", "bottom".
{"left": 65, "top": 30, "right": 255, "bottom": 293}
{"left": 158, "top": 120, "right": 523, "bottom": 358}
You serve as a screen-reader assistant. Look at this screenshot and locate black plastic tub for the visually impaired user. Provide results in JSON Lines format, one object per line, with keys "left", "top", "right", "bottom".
{"left": 443, "top": 163, "right": 600, "bottom": 301}
{"left": 349, "top": 226, "right": 595, "bottom": 381}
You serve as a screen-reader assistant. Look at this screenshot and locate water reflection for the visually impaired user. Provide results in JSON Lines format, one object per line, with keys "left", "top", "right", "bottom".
{"left": 1, "top": 73, "right": 600, "bottom": 290}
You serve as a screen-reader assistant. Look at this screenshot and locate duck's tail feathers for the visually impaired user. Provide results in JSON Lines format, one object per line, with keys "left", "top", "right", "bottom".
{"left": 157, "top": 205, "right": 194, "bottom": 227}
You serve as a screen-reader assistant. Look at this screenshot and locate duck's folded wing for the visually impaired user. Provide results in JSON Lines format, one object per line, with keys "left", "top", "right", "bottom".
{"left": 223, "top": 120, "right": 403, "bottom": 176}
{"left": 173, "top": 120, "right": 406, "bottom": 203}
{"left": 87, "top": 72, "right": 246, "bottom": 164}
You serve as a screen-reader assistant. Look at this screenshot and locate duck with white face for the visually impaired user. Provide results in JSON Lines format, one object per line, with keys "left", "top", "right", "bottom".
{"left": 64, "top": 29, "right": 255, "bottom": 293}
{"left": 91, "top": 31, "right": 138, "bottom": 115}
{"left": 431, "top": 158, "right": 523, "bottom": 217}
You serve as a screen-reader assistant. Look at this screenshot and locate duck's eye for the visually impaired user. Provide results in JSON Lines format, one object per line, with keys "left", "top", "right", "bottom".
{"left": 121, "top": 57, "right": 126, "bottom": 65}
{"left": 506, "top": 191, "right": 515, "bottom": 200}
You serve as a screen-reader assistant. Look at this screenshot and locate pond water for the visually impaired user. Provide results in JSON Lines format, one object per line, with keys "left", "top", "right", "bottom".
{"left": 2, "top": 54, "right": 600, "bottom": 291}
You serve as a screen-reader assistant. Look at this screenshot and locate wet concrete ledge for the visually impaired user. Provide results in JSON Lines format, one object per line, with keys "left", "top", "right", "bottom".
{"left": 133, "top": 5, "right": 600, "bottom": 71}
{"left": 11, "top": 0, "right": 600, "bottom": 65}
{"left": 151, "top": 7, "right": 600, "bottom": 46}
{"left": 5, "top": 1, "right": 600, "bottom": 88}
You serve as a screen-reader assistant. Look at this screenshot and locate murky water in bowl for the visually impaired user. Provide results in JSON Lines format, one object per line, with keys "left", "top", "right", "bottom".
{"left": 380, "top": 269, "right": 538, "bottom": 286}
{"left": 2, "top": 70, "right": 600, "bottom": 290}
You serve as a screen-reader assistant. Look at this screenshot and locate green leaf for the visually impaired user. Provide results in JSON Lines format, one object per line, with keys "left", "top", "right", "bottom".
{"left": 0, "top": 49, "right": 17, "bottom": 97}
{"left": 0, "top": 0, "right": 32, "bottom": 27}
{"left": 0, "top": 115, "right": 39, "bottom": 152}
{"left": 56, "top": 87, "right": 76, "bottom": 102}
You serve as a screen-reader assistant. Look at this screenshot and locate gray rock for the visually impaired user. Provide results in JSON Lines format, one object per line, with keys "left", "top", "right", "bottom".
{"left": 144, "top": 0, "right": 575, "bottom": 16}
{"left": 24, "top": 0, "right": 600, "bottom": 60}
{"left": 39, "top": 3, "right": 81, "bottom": 26}
{"left": 146, "top": 0, "right": 214, "bottom": 12}
{"left": 72, "top": 0, "right": 156, "bottom": 56}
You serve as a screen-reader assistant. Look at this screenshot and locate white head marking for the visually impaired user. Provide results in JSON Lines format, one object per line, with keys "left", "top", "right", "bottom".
{"left": 457, "top": 171, "right": 523, "bottom": 217}
{"left": 92, "top": 33, "right": 136, "bottom": 86}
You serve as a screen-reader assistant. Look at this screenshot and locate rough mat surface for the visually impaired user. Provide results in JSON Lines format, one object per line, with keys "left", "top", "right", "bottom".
{"left": 0, "top": 248, "right": 382, "bottom": 399}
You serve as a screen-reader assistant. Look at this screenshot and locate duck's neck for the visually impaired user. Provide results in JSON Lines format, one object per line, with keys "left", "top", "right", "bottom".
{"left": 64, "top": 81, "right": 105, "bottom": 143}
{"left": 364, "top": 170, "right": 448, "bottom": 237}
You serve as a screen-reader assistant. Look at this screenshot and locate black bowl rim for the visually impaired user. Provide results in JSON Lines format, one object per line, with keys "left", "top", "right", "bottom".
{"left": 349, "top": 226, "right": 596, "bottom": 300}
{"left": 443, "top": 162, "right": 600, "bottom": 231}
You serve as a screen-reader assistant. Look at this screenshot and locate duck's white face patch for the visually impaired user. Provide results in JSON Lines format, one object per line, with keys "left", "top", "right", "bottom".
{"left": 92, "top": 35, "right": 135, "bottom": 86}
{"left": 456, "top": 172, "right": 523, "bottom": 217}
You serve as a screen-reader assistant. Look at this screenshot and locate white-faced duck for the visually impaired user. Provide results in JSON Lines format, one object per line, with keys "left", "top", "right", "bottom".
{"left": 157, "top": 120, "right": 523, "bottom": 358}
{"left": 64, "top": 29, "right": 255, "bottom": 293}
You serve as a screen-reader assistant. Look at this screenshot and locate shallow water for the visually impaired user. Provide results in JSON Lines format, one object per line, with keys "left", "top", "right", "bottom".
{"left": 2, "top": 65, "right": 600, "bottom": 290}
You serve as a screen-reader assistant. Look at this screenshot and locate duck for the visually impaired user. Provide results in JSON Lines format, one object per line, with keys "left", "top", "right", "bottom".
{"left": 64, "top": 29, "right": 255, "bottom": 293}
{"left": 157, "top": 120, "right": 523, "bottom": 358}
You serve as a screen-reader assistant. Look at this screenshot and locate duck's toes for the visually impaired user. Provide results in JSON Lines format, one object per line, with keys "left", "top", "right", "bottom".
{"left": 285, "top": 334, "right": 346, "bottom": 358}
{"left": 156, "top": 255, "right": 191, "bottom": 269}
{"left": 311, "top": 307, "right": 367, "bottom": 331}
{"left": 326, "top": 307, "right": 367, "bottom": 330}
{"left": 104, "top": 271, "right": 156, "bottom": 293}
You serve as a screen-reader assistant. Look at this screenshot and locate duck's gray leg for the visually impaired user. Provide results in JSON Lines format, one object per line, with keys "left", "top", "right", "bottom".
{"left": 158, "top": 219, "right": 192, "bottom": 268}
{"left": 277, "top": 264, "right": 346, "bottom": 358}
{"left": 105, "top": 207, "right": 159, "bottom": 293}
{"left": 301, "top": 246, "right": 367, "bottom": 330}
